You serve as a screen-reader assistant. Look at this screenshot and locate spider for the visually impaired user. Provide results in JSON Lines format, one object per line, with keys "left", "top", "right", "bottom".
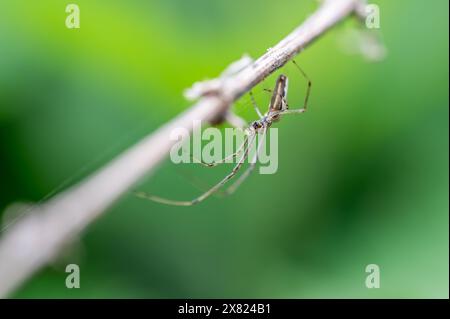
{"left": 135, "top": 60, "right": 312, "bottom": 206}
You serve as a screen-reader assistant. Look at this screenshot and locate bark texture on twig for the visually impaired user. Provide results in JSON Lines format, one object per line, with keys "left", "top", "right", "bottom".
{"left": 0, "top": 0, "right": 366, "bottom": 297}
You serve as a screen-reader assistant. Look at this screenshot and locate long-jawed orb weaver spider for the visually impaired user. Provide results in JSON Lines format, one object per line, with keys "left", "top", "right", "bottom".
{"left": 135, "top": 60, "right": 312, "bottom": 206}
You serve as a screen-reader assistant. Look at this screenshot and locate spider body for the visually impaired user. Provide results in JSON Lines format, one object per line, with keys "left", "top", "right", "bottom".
{"left": 136, "top": 61, "right": 311, "bottom": 206}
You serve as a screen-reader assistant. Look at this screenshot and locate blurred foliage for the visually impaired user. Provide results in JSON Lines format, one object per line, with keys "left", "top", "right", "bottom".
{"left": 0, "top": 0, "right": 448, "bottom": 298}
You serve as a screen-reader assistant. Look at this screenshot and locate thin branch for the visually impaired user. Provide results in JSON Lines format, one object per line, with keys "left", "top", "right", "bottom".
{"left": 0, "top": 0, "right": 366, "bottom": 297}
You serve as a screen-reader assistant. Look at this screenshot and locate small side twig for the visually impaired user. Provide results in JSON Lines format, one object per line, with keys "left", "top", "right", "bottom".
{"left": 0, "top": 0, "right": 367, "bottom": 297}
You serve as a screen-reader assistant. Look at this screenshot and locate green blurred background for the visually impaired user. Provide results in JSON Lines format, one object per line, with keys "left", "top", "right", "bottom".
{"left": 0, "top": 0, "right": 448, "bottom": 298}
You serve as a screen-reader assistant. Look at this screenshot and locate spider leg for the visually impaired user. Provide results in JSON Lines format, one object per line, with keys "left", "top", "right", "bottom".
{"left": 281, "top": 108, "right": 306, "bottom": 115}
{"left": 249, "top": 91, "right": 264, "bottom": 119}
{"left": 284, "top": 60, "right": 312, "bottom": 114}
{"left": 186, "top": 111, "right": 249, "bottom": 167}
{"left": 225, "top": 127, "right": 267, "bottom": 195}
{"left": 224, "top": 111, "right": 247, "bottom": 130}
{"left": 173, "top": 165, "right": 228, "bottom": 197}
{"left": 135, "top": 133, "right": 257, "bottom": 206}
{"left": 190, "top": 134, "right": 249, "bottom": 167}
